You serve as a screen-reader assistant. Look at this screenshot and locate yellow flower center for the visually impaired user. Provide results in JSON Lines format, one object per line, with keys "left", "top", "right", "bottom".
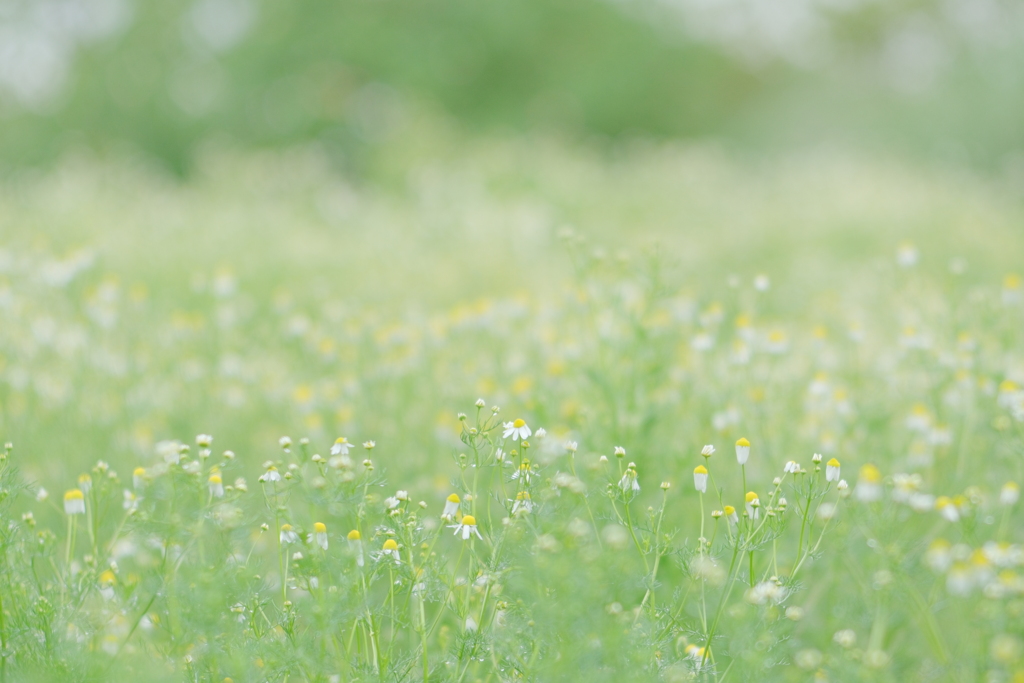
{"left": 461, "top": 515, "right": 477, "bottom": 526}
{"left": 513, "top": 419, "right": 526, "bottom": 428}
{"left": 382, "top": 539, "right": 398, "bottom": 550}
{"left": 314, "top": 522, "right": 326, "bottom": 533}
{"left": 860, "top": 464, "right": 881, "bottom": 483}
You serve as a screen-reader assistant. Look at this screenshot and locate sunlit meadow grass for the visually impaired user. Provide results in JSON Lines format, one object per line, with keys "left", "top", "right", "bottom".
{"left": 1, "top": 130, "right": 1024, "bottom": 682}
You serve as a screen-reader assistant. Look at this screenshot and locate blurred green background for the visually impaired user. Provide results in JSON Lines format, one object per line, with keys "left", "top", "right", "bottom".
{"left": 2, "top": 0, "right": 1023, "bottom": 176}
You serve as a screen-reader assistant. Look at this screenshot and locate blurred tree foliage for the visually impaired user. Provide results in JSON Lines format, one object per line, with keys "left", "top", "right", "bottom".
{"left": 0, "top": 0, "right": 764, "bottom": 174}
{"left": 0, "top": 0, "right": 1022, "bottom": 175}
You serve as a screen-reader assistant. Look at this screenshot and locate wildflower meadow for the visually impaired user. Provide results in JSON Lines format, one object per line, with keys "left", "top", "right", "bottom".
{"left": 1, "top": 132, "right": 1024, "bottom": 683}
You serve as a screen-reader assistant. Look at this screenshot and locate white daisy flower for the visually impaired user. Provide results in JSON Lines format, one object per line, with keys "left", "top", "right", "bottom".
{"left": 784, "top": 461, "right": 800, "bottom": 474}
{"left": 208, "top": 474, "right": 224, "bottom": 498}
{"left": 347, "top": 530, "right": 364, "bottom": 566}
{"left": 511, "top": 461, "right": 533, "bottom": 483}
{"left": 99, "top": 570, "right": 116, "bottom": 601}
{"left": 936, "top": 497, "right": 960, "bottom": 523}
{"left": 450, "top": 515, "right": 483, "bottom": 540}
{"left": 724, "top": 505, "right": 738, "bottom": 525}
{"left": 64, "top": 489, "right": 85, "bottom": 515}
{"left": 259, "top": 466, "right": 281, "bottom": 483}
{"left": 502, "top": 419, "right": 532, "bottom": 441}
{"left": 693, "top": 465, "right": 708, "bottom": 493}
{"left": 511, "top": 491, "right": 533, "bottom": 515}
{"left": 442, "top": 493, "right": 461, "bottom": 520}
{"left": 280, "top": 524, "right": 299, "bottom": 544}
{"left": 380, "top": 539, "right": 401, "bottom": 563}
{"left": 331, "top": 437, "right": 352, "bottom": 456}
{"left": 745, "top": 492, "right": 760, "bottom": 520}
{"left": 826, "top": 458, "right": 841, "bottom": 482}
{"left": 618, "top": 465, "right": 640, "bottom": 494}
{"left": 313, "top": 522, "right": 328, "bottom": 550}
{"left": 856, "top": 464, "right": 882, "bottom": 502}
{"left": 735, "top": 437, "right": 750, "bottom": 465}
{"left": 1000, "top": 482, "right": 1019, "bottom": 506}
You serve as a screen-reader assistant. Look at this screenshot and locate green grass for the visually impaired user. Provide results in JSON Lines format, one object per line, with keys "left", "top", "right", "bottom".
{"left": 1, "top": 128, "right": 1024, "bottom": 681}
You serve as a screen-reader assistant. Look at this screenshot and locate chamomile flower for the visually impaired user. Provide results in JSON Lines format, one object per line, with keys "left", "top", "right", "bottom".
{"left": 511, "top": 491, "right": 533, "bottom": 515}
{"left": 735, "top": 437, "right": 750, "bottom": 465}
{"left": 1001, "top": 482, "right": 1020, "bottom": 506}
{"left": 936, "top": 496, "right": 960, "bottom": 522}
{"left": 450, "top": 514, "right": 483, "bottom": 540}
{"left": 99, "top": 570, "right": 116, "bottom": 600}
{"left": 701, "top": 444, "right": 715, "bottom": 458}
{"left": 693, "top": 465, "right": 708, "bottom": 493}
{"left": 784, "top": 461, "right": 800, "bottom": 474}
{"left": 684, "top": 644, "right": 707, "bottom": 662}
{"left": 259, "top": 465, "right": 281, "bottom": 483}
{"left": 826, "top": 458, "right": 841, "bottom": 482}
{"left": 208, "top": 474, "right": 224, "bottom": 498}
{"left": 511, "top": 460, "right": 533, "bottom": 483}
{"left": 619, "top": 465, "right": 640, "bottom": 494}
{"left": 78, "top": 474, "right": 92, "bottom": 495}
{"left": 347, "top": 530, "right": 364, "bottom": 566}
{"left": 64, "top": 489, "right": 85, "bottom": 515}
{"left": 313, "top": 522, "right": 328, "bottom": 550}
{"left": 442, "top": 493, "right": 461, "bottom": 520}
{"left": 746, "top": 580, "right": 789, "bottom": 605}
{"left": 380, "top": 538, "right": 401, "bottom": 563}
{"left": 745, "top": 491, "right": 760, "bottom": 520}
{"left": 724, "top": 505, "right": 738, "bottom": 525}
{"left": 280, "top": 524, "right": 299, "bottom": 544}
{"left": 133, "top": 467, "right": 146, "bottom": 490}
{"left": 331, "top": 437, "right": 352, "bottom": 456}
{"left": 503, "top": 419, "right": 532, "bottom": 441}
{"left": 856, "top": 464, "right": 883, "bottom": 502}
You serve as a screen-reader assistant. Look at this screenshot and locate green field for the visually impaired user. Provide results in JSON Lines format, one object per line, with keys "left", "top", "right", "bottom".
{"left": 0, "top": 121, "right": 1023, "bottom": 682}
